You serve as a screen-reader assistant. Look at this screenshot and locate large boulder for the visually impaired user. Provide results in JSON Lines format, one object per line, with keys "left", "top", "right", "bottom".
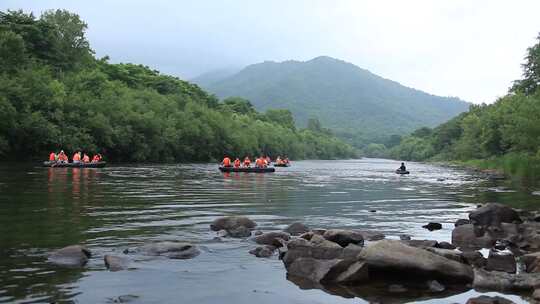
{"left": 48, "top": 245, "right": 91, "bottom": 267}
{"left": 253, "top": 231, "right": 290, "bottom": 247}
{"left": 358, "top": 240, "right": 473, "bottom": 283}
{"left": 473, "top": 268, "right": 540, "bottom": 291}
{"left": 323, "top": 229, "right": 364, "bottom": 247}
{"left": 469, "top": 203, "right": 521, "bottom": 227}
{"left": 452, "top": 224, "right": 495, "bottom": 249}
{"left": 141, "top": 242, "right": 200, "bottom": 259}
{"left": 522, "top": 252, "right": 540, "bottom": 273}
{"left": 210, "top": 216, "right": 257, "bottom": 231}
{"left": 486, "top": 250, "right": 516, "bottom": 274}
{"left": 284, "top": 222, "right": 310, "bottom": 236}
{"left": 104, "top": 255, "right": 130, "bottom": 271}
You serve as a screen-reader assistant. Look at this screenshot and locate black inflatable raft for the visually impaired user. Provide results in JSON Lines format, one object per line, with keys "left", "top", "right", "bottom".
{"left": 395, "top": 169, "right": 410, "bottom": 175}
{"left": 43, "top": 161, "right": 107, "bottom": 168}
{"left": 219, "top": 166, "right": 275, "bottom": 173}
{"left": 274, "top": 163, "right": 290, "bottom": 167}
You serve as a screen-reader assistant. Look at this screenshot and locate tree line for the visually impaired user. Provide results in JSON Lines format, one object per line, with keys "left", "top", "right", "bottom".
{"left": 384, "top": 33, "right": 540, "bottom": 178}
{"left": 0, "top": 9, "right": 356, "bottom": 162}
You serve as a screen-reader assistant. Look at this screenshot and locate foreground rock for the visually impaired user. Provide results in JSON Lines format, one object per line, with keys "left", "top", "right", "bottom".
{"left": 469, "top": 203, "right": 521, "bottom": 227}
{"left": 452, "top": 224, "right": 495, "bottom": 249}
{"left": 358, "top": 240, "right": 473, "bottom": 283}
{"left": 210, "top": 216, "right": 257, "bottom": 231}
{"left": 323, "top": 229, "right": 364, "bottom": 247}
{"left": 141, "top": 242, "right": 200, "bottom": 259}
{"left": 473, "top": 268, "right": 540, "bottom": 291}
{"left": 104, "top": 255, "right": 130, "bottom": 271}
{"left": 48, "top": 245, "right": 91, "bottom": 267}
{"left": 253, "top": 231, "right": 290, "bottom": 247}
{"left": 466, "top": 295, "right": 516, "bottom": 304}
{"left": 522, "top": 252, "right": 540, "bottom": 273}
{"left": 486, "top": 250, "right": 516, "bottom": 273}
{"left": 284, "top": 222, "right": 310, "bottom": 236}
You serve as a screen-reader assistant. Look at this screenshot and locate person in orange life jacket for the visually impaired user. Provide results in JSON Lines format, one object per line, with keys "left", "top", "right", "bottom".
{"left": 222, "top": 156, "right": 232, "bottom": 167}
{"left": 58, "top": 150, "right": 68, "bottom": 163}
{"left": 82, "top": 153, "right": 90, "bottom": 163}
{"left": 49, "top": 152, "right": 56, "bottom": 161}
{"left": 92, "top": 154, "right": 101, "bottom": 163}
{"left": 243, "top": 156, "right": 251, "bottom": 168}
{"left": 233, "top": 158, "right": 241, "bottom": 168}
{"left": 72, "top": 151, "right": 81, "bottom": 163}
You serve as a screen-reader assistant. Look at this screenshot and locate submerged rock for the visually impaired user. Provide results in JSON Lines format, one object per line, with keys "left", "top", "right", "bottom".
{"left": 253, "top": 231, "right": 290, "bottom": 247}
{"left": 141, "top": 242, "right": 200, "bottom": 259}
{"left": 284, "top": 222, "right": 310, "bottom": 236}
{"left": 210, "top": 216, "right": 257, "bottom": 231}
{"left": 227, "top": 226, "right": 252, "bottom": 238}
{"left": 422, "top": 222, "right": 442, "bottom": 231}
{"left": 358, "top": 240, "right": 473, "bottom": 283}
{"left": 466, "top": 295, "right": 516, "bottom": 304}
{"left": 469, "top": 203, "right": 521, "bottom": 227}
{"left": 104, "top": 255, "right": 130, "bottom": 271}
{"left": 323, "top": 229, "right": 364, "bottom": 247}
{"left": 249, "top": 245, "right": 276, "bottom": 258}
{"left": 48, "top": 245, "right": 91, "bottom": 267}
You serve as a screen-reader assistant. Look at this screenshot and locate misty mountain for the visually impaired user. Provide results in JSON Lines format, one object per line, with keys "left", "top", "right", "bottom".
{"left": 194, "top": 56, "right": 470, "bottom": 145}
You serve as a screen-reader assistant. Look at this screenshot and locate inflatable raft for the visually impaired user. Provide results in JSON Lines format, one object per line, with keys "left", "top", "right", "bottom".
{"left": 273, "top": 163, "right": 290, "bottom": 167}
{"left": 219, "top": 166, "right": 275, "bottom": 173}
{"left": 43, "top": 161, "right": 107, "bottom": 168}
{"left": 395, "top": 169, "right": 410, "bottom": 175}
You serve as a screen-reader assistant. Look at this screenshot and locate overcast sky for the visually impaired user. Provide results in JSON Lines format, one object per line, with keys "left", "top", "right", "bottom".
{"left": 3, "top": 0, "right": 540, "bottom": 103}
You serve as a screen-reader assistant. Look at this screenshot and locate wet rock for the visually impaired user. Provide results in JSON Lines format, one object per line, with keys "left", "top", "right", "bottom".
{"left": 533, "top": 288, "right": 540, "bottom": 301}
{"left": 402, "top": 239, "right": 438, "bottom": 248}
{"left": 356, "top": 230, "right": 385, "bottom": 241}
{"left": 341, "top": 243, "right": 363, "bottom": 260}
{"left": 465, "top": 295, "right": 515, "bottom": 304}
{"left": 469, "top": 203, "right": 521, "bottom": 227}
{"left": 424, "top": 247, "right": 464, "bottom": 263}
{"left": 437, "top": 178, "right": 445, "bottom": 182}
{"left": 399, "top": 234, "right": 412, "bottom": 241}
{"left": 455, "top": 219, "right": 471, "bottom": 227}
{"left": 462, "top": 250, "right": 486, "bottom": 268}
{"left": 486, "top": 250, "right": 516, "bottom": 273}
{"left": 284, "top": 222, "right": 310, "bottom": 236}
{"left": 106, "top": 295, "right": 140, "bottom": 303}
{"left": 312, "top": 229, "right": 327, "bottom": 235}
{"left": 282, "top": 236, "right": 344, "bottom": 268}
{"left": 358, "top": 240, "right": 473, "bottom": 283}
{"left": 473, "top": 268, "right": 540, "bottom": 291}
{"left": 227, "top": 226, "right": 252, "bottom": 238}
{"left": 388, "top": 284, "right": 408, "bottom": 293}
{"left": 427, "top": 280, "right": 445, "bottom": 292}
{"left": 323, "top": 229, "right": 364, "bottom": 247}
{"left": 422, "top": 222, "right": 442, "bottom": 231}
{"left": 328, "top": 260, "right": 369, "bottom": 283}
{"left": 436, "top": 241, "right": 456, "bottom": 250}
{"left": 48, "top": 245, "right": 91, "bottom": 267}
{"left": 452, "top": 224, "right": 495, "bottom": 249}
{"left": 253, "top": 231, "right": 290, "bottom": 247}
{"left": 210, "top": 216, "right": 257, "bottom": 231}
{"left": 254, "top": 230, "right": 263, "bottom": 236}
{"left": 142, "top": 242, "right": 200, "bottom": 259}
{"left": 249, "top": 245, "right": 276, "bottom": 258}
{"left": 104, "top": 255, "right": 130, "bottom": 271}
{"left": 521, "top": 252, "right": 540, "bottom": 273}
{"left": 369, "top": 210, "right": 377, "bottom": 213}
{"left": 517, "top": 222, "right": 540, "bottom": 250}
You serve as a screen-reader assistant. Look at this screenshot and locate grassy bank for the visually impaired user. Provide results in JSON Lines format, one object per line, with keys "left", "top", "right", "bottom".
{"left": 452, "top": 153, "right": 540, "bottom": 183}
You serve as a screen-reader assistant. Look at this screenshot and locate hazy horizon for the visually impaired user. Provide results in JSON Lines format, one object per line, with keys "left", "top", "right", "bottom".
{"left": 3, "top": 0, "right": 540, "bottom": 104}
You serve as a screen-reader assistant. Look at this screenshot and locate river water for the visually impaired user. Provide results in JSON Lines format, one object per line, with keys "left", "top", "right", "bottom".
{"left": 1, "top": 159, "right": 539, "bottom": 303}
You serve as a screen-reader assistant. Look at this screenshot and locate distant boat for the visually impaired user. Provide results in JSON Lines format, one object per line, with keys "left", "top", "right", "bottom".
{"left": 219, "top": 166, "right": 275, "bottom": 173}
{"left": 43, "top": 161, "right": 107, "bottom": 168}
{"left": 395, "top": 169, "right": 410, "bottom": 175}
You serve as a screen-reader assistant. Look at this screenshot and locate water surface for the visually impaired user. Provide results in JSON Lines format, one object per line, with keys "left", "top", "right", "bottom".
{"left": 1, "top": 159, "right": 538, "bottom": 303}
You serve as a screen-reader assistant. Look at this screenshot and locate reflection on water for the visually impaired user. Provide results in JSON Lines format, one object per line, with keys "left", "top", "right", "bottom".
{"left": 0, "top": 159, "right": 538, "bottom": 303}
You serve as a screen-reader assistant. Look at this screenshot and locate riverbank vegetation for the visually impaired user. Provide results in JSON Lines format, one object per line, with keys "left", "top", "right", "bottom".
{"left": 386, "top": 33, "right": 540, "bottom": 180}
{"left": 0, "top": 9, "right": 355, "bottom": 162}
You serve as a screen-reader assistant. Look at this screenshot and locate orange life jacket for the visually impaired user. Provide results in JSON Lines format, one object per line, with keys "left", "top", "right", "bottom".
{"left": 223, "top": 157, "right": 231, "bottom": 167}
{"left": 73, "top": 153, "right": 81, "bottom": 161}
{"left": 255, "top": 158, "right": 264, "bottom": 168}
{"left": 82, "top": 154, "right": 90, "bottom": 163}
{"left": 92, "top": 155, "right": 99, "bottom": 162}
{"left": 49, "top": 153, "right": 56, "bottom": 161}
{"left": 244, "top": 157, "right": 251, "bottom": 166}
{"left": 234, "top": 159, "right": 241, "bottom": 168}
{"left": 58, "top": 153, "right": 68, "bottom": 162}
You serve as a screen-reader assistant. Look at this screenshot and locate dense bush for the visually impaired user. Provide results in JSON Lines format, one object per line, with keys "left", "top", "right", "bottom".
{"left": 0, "top": 9, "right": 356, "bottom": 162}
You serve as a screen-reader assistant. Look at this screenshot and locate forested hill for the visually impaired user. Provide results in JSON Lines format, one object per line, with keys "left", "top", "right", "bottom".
{"left": 0, "top": 9, "right": 355, "bottom": 162}
{"left": 389, "top": 33, "right": 540, "bottom": 179}
{"left": 195, "top": 56, "right": 470, "bottom": 146}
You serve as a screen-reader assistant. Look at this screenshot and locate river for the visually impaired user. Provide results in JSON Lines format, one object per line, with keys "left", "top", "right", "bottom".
{"left": 1, "top": 158, "right": 539, "bottom": 303}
